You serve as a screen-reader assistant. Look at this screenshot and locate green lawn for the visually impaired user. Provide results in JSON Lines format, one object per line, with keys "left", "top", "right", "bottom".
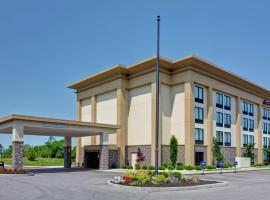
{"left": 1, "top": 157, "right": 64, "bottom": 166}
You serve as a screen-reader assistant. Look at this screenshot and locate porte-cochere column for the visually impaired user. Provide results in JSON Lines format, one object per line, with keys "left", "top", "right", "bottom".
{"left": 12, "top": 122, "right": 24, "bottom": 169}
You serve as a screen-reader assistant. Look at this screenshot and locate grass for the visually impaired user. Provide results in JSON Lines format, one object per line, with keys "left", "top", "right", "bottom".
{"left": 1, "top": 157, "right": 64, "bottom": 166}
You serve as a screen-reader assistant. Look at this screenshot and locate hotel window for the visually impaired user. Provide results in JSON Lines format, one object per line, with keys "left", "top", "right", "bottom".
{"left": 224, "top": 95, "right": 231, "bottom": 110}
{"left": 242, "top": 118, "right": 248, "bottom": 131}
{"left": 268, "top": 124, "right": 270, "bottom": 134}
{"left": 242, "top": 102, "right": 249, "bottom": 115}
{"left": 216, "top": 112, "right": 223, "bottom": 127}
{"left": 224, "top": 114, "right": 231, "bottom": 128}
{"left": 195, "top": 86, "right": 204, "bottom": 103}
{"left": 248, "top": 104, "right": 254, "bottom": 116}
{"left": 263, "top": 109, "right": 268, "bottom": 120}
{"left": 216, "top": 93, "right": 223, "bottom": 108}
{"left": 195, "top": 128, "right": 204, "bottom": 145}
{"left": 224, "top": 132, "right": 231, "bottom": 146}
{"left": 216, "top": 131, "right": 223, "bottom": 146}
{"left": 268, "top": 110, "right": 270, "bottom": 120}
{"left": 249, "top": 119, "right": 254, "bottom": 132}
{"left": 249, "top": 135, "right": 254, "bottom": 144}
{"left": 195, "top": 107, "right": 204, "bottom": 124}
{"left": 263, "top": 137, "right": 268, "bottom": 148}
{"left": 268, "top": 138, "right": 270, "bottom": 147}
{"left": 263, "top": 123, "right": 268, "bottom": 134}
{"left": 243, "top": 134, "right": 248, "bottom": 147}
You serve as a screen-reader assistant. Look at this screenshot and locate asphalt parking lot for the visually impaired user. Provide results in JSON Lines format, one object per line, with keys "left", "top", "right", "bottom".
{"left": 0, "top": 168, "right": 269, "bottom": 200}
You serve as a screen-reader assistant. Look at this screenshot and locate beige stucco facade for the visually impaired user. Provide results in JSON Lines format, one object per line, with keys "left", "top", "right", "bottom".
{"left": 69, "top": 55, "right": 270, "bottom": 166}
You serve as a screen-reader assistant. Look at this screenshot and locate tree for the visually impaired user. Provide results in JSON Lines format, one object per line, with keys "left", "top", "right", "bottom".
{"left": 212, "top": 138, "right": 224, "bottom": 164}
{"left": 27, "top": 147, "right": 37, "bottom": 161}
{"left": 170, "top": 135, "right": 178, "bottom": 166}
{"left": 0, "top": 144, "right": 3, "bottom": 160}
{"left": 71, "top": 146, "right": 76, "bottom": 160}
{"left": 136, "top": 148, "right": 145, "bottom": 164}
{"left": 264, "top": 148, "right": 270, "bottom": 164}
{"left": 243, "top": 143, "right": 256, "bottom": 164}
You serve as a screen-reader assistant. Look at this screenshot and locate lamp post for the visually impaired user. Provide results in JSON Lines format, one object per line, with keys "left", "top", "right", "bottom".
{"left": 154, "top": 15, "right": 160, "bottom": 176}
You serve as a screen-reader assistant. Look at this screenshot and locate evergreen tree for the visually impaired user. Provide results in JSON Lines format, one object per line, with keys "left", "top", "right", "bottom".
{"left": 212, "top": 138, "right": 224, "bottom": 164}
{"left": 170, "top": 135, "right": 178, "bottom": 166}
{"left": 243, "top": 143, "right": 256, "bottom": 164}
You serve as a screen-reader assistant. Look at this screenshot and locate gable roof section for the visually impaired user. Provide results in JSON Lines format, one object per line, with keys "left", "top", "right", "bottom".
{"left": 68, "top": 55, "right": 270, "bottom": 99}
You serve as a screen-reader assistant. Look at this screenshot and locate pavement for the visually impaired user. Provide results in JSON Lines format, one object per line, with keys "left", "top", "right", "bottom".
{"left": 0, "top": 168, "right": 270, "bottom": 200}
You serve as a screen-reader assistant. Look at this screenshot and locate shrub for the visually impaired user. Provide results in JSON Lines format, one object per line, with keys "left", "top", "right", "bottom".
{"left": 27, "top": 148, "right": 37, "bottom": 161}
{"left": 152, "top": 174, "right": 165, "bottom": 185}
{"left": 212, "top": 138, "right": 224, "bottom": 163}
{"left": 176, "top": 165, "right": 184, "bottom": 170}
{"left": 158, "top": 171, "right": 169, "bottom": 178}
{"left": 125, "top": 170, "right": 151, "bottom": 185}
{"left": 206, "top": 165, "right": 216, "bottom": 170}
{"left": 127, "top": 165, "right": 133, "bottom": 169}
{"left": 170, "top": 135, "right": 178, "bottom": 165}
{"left": 167, "top": 164, "right": 175, "bottom": 170}
{"left": 224, "top": 162, "right": 233, "bottom": 168}
{"left": 141, "top": 165, "right": 148, "bottom": 170}
{"left": 161, "top": 163, "right": 169, "bottom": 168}
{"left": 177, "top": 162, "right": 184, "bottom": 166}
{"left": 135, "top": 163, "right": 141, "bottom": 170}
{"left": 195, "top": 165, "right": 202, "bottom": 170}
{"left": 254, "top": 163, "right": 265, "bottom": 167}
{"left": 110, "top": 162, "right": 117, "bottom": 169}
{"left": 55, "top": 150, "right": 64, "bottom": 158}
{"left": 121, "top": 164, "right": 127, "bottom": 169}
{"left": 184, "top": 165, "right": 195, "bottom": 170}
{"left": 170, "top": 171, "right": 182, "bottom": 178}
{"left": 148, "top": 165, "right": 155, "bottom": 170}
{"left": 159, "top": 165, "right": 166, "bottom": 170}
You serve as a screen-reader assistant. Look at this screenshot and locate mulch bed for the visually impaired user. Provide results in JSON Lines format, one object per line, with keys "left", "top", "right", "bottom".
{"left": 114, "top": 180, "right": 219, "bottom": 187}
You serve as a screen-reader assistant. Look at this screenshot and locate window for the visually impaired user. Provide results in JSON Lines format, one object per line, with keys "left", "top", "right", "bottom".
{"left": 195, "top": 86, "right": 204, "bottom": 103}
{"left": 195, "top": 128, "right": 204, "bottom": 144}
{"left": 248, "top": 104, "right": 254, "bottom": 116}
{"left": 249, "top": 135, "right": 254, "bottom": 144}
{"left": 264, "top": 137, "right": 268, "bottom": 148}
{"left": 249, "top": 119, "right": 254, "bottom": 132}
{"left": 268, "top": 110, "right": 270, "bottom": 120}
{"left": 224, "top": 132, "right": 231, "bottom": 146}
{"left": 195, "top": 107, "right": 204, "bottom": 124}
{"left": 216, "top": 112, "right": 223, "bottom": 127}
{"left": 216, "top": 131, "right": 223, "bottom": 145}
{"left": 243, "top": 134, "right": 248, "bottom": 147}
{"left": 263, "top": 123, "right": 268, "bottom": 134}
{"left": 242, "top": 102, "right": 248, "bottom": 115}
{"left": 242, "top": 118, "right": 248, "bottom": 131}
{"left": 224, "top": 95, "right": 231, "bottom": 110}
{"left": 268, "top": 124, "right": 270, "bottom": 134}
{"left": 263, "top": 109, "right": 268, "bottom": 120}
{"left": 268, "top": 138, "right": 270, "bottom": 147}
{"left": 216, "top": 93, "right": 223, "bottom": 108}
{"left": 224, "top": 114, "right": 231, "bottom": 128}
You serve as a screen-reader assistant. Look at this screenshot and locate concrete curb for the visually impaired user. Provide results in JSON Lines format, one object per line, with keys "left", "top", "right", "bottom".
{"left": 0, "top": 172, "right": 35, "bottom": 176}
{"left": 107, "top": 180, "right": 228, "bottom": 192}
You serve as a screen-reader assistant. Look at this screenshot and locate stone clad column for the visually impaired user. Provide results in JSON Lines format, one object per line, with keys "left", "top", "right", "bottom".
{"left": 99, "top": 133, "right": 109, "bottom": 169}
{"left": 12, "top": 122, "right": 24, "bottom": 169}
{"left": 236, "top": 96, "right": 242, "bottom": 157}
{"left": 207, "top": 87, "right": 213, "bottom": 164}
{"left": 257, "top": 105, "right": 263, "bottom": 163}
{"left": 184, "top": 81, "right": 195, "bottom": 165}
{"left": 64, "top": 136, "right": 72, "bottom": 168}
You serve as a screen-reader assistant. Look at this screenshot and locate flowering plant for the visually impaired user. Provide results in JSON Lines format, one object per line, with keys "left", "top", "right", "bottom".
{"left": 123, "top": 176, "right": 133, "bottom": 184}
{"left": 0, "top": 168, "right": 29, "bottom": 174}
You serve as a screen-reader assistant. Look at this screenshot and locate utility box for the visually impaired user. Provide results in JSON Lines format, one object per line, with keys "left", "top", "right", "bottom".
{"left": 235, "top": 157, "right": 251, "bottom": 168}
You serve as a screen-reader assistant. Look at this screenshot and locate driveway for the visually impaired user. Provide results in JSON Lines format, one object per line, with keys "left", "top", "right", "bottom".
{"left": 0, "top": 168, "right": 269, "bottom": 200}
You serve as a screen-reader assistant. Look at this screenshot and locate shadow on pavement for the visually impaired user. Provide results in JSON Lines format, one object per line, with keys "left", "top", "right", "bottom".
{"left": 30, "top": 167, "right": 96, "bottom": 174}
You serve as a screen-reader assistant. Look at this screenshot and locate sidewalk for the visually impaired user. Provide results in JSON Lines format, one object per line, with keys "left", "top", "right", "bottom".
{"left": 100, "top": 166, "right": 270, "bottom": 175}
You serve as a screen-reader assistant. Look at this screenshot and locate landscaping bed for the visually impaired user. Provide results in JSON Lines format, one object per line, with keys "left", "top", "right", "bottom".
{"left": 0, "top": 168, "right": 30, "bottom": 174}
{"left": 110, "top": 170, "right": 219, "bottom": 188}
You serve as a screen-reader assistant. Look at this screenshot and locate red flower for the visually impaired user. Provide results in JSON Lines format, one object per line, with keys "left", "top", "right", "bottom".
{"left": 123, "top": 176, "right": 133, "bottom": 184}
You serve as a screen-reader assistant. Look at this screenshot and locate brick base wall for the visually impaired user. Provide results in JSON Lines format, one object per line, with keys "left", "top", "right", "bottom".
{"left": 126, "top": 145, "right": 151, "bottom": 165}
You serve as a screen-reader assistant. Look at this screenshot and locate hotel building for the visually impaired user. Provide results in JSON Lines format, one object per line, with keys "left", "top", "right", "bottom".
{"left": 68, "top": 55, "right": 270, "bottom": 168}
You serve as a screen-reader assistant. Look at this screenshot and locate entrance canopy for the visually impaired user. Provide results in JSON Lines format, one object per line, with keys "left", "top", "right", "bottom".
{"left": 0, "top": 114, "right": 119, "bottom": 169}
{"left": 0, "top": 114, "right": 119, "bottom": 137}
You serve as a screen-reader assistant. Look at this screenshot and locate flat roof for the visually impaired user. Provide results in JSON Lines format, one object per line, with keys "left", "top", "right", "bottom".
{"left": 68, "top": 55, "right": 270, "bottom": 99}
{"left": 0, "top": 115, "right": 119, "bottom": 137}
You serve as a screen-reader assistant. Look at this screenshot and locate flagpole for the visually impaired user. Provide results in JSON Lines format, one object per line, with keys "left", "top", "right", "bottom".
{"left": 155, "top": 15, "right": 160, "bottom": 176}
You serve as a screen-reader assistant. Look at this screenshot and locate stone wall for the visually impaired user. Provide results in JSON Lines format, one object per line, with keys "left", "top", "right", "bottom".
{"left": 161, "top": 145, "right": 185, "bottom": 164}
{"left": 64, "top": 146, "right": 72, "bottom": 168}
{"left": 126, "top": 145, "right": 151, "bottom": 165}
{"left": 12, "top": 141, "right": 24, "bottom": 169}
{"left": 99, "top": 145, "right": 109, "bottom": 169}
{"left": 109, "top": 149, "right": 118, "bottom": 168}
{"left": 221, "top": 147, "right": 236, "bottom": 163}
